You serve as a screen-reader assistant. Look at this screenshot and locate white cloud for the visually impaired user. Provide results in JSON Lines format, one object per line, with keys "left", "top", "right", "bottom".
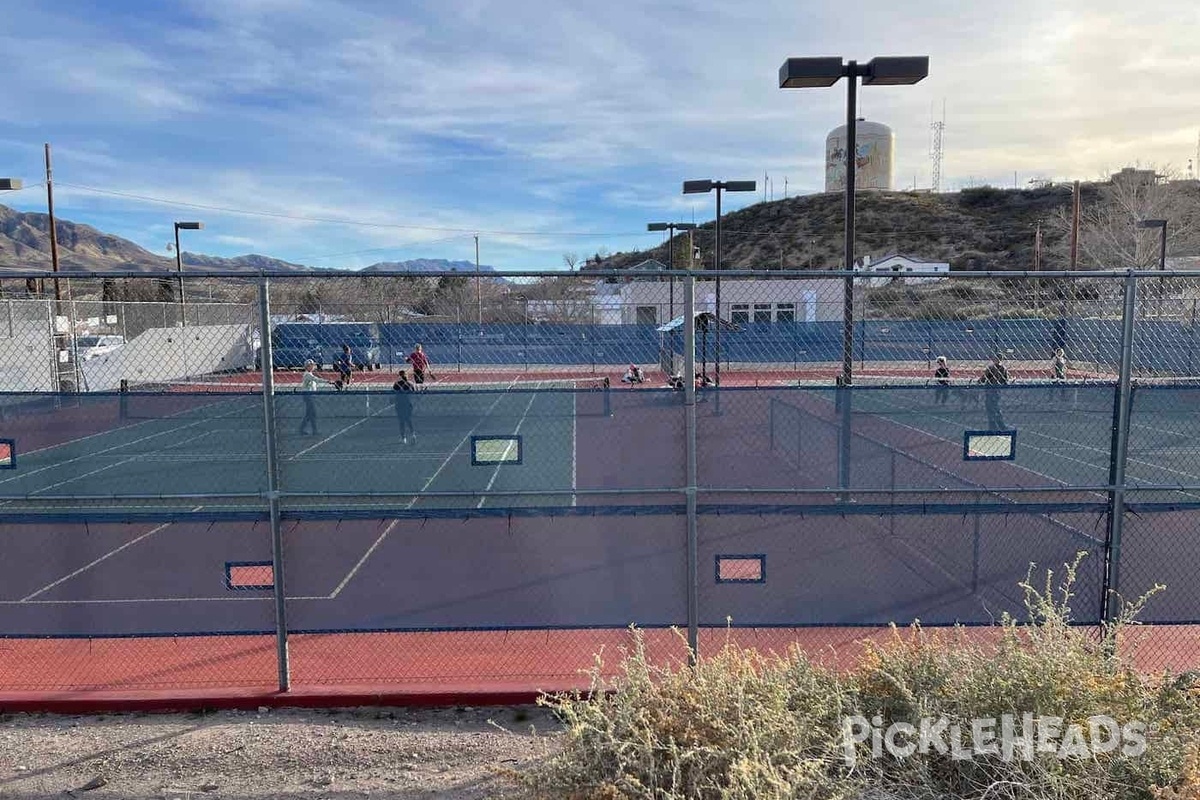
{"left": 0, "top": 0, "right": 1194, "bottom": 269}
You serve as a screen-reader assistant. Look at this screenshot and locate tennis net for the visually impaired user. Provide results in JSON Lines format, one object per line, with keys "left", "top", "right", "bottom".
{"left": 116, "top": 374, "right": 612, "bottom": 421}
{"left": 789, "top": 374, "right": 1117, "bottom": 418}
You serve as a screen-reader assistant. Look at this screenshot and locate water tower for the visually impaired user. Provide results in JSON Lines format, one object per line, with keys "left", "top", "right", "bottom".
{"left": 825, "top": 118, "right": 894, "bottom": 192}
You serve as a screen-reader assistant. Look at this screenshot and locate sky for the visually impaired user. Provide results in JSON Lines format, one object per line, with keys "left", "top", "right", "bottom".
{"left": 0, "top": 0, "right": 1196, "bottom": 271}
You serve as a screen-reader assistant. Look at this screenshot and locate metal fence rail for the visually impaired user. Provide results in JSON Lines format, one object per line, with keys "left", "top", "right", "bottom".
{"left": 2, "top": 268, "right": 1199, "bottom": 696}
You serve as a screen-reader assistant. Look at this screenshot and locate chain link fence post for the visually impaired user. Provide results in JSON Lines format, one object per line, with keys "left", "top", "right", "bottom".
{"left": 1103, "top": 271, "right": 1138, "bottom": 623}
{"left": 258, "top": 279, "right": 290, "bottom": 692}
{"left": 683, "top": 273, "right": 699, "bottom": 665}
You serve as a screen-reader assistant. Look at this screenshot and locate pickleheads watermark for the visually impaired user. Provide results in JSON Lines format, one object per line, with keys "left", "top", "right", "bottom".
{"left": 841, "top": 714, "right": 1148, "bottom": 766}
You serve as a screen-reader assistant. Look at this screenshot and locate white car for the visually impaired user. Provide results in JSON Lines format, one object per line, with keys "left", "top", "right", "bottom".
{"left": 75, "top": 335, "right": 125, "bottom": 361}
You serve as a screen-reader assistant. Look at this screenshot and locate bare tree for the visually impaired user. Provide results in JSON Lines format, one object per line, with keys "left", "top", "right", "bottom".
{"left": 519, "top": 274, "right": 596, "bottom": 323}
{"left": 1054, "top": 167, "right": 1200, "bottom": 270}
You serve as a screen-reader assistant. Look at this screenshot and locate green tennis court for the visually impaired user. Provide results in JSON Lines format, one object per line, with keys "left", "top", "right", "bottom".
{"left": 0, "top": 381, "right": 611, "bottom": 513}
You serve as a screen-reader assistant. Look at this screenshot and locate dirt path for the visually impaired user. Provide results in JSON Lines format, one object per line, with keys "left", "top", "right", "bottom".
{"left": 0, "top": 705, "right": 561, "bottom": 799}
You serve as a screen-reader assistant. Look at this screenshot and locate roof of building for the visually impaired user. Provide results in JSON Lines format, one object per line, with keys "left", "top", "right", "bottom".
{"left": 629, "top": 259, "right": 669, "bottom": 271}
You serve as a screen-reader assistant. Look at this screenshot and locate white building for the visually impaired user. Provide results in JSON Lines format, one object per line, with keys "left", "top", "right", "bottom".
{"left": 591, "top": 281, "right": 624, "bottom": 324}
{"left": 606, "top": 277, "right": 844, "bottom": 326}
{"left": 853, "top": 253, "right": 950, "bottom": 287}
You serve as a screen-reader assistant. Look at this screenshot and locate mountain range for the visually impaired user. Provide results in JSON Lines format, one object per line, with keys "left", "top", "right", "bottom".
{"left": 0, "top": 205, "right": 498, "bottom": 275}
{"left": 0, "top": 182, "right": 1151, "bottom": 277}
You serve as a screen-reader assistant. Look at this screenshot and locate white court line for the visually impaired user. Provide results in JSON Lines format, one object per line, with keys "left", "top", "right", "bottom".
{"left": 476, "top": 392, "right": 538, "bottom": 509}
{"left": 288, "top": 397, "right": 390, "bottom": 460}
{"left": 859, "top": 395, "right": 1079, "bottom": 491}
{"left": 879, "top": 391, "right": 1200, "bottom": 487}
{"left": 327, "top": 383, "right": 518, "bottom": 599}
{"left": 3, "top": 595, "right": 326, "bottom": 605}
{"left": 864, "top": 394, "right": 1200, "bottom": 505}
{"left": 0, "top": 402, "right": 249, "bottom": 488}
{"left": 16, "top": 430, "right": 217, "bottom": 498}
{"left": 17, "top": 394, "right": 255, "bottom": 459}
{"left": 327, "top": 519, "right": 401, "bottom": 599}
{"left": 19, "top": 505, "right": 203, "bottom": 602}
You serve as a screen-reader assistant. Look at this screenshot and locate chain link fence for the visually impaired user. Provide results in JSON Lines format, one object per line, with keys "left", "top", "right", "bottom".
{"left": 2, "top": 268, "right": 1200, "bottom": 696}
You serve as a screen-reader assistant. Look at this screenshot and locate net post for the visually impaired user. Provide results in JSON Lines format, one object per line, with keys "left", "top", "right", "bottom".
{"left": 258, "top": 278, "right": 291, "bottom": 692}
{"left": 1103, "top": 271, "right": 1137, "bottom": 625}
{"left": 118, "top": 378, "right": 128, "bottom": 421}
{"left": 602, "top": 376, "right": 611, "bottom": 417}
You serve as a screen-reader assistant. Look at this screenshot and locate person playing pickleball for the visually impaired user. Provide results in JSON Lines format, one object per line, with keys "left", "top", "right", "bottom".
{"left": 299, "top": 359, "right": 333, "bottom": 435}
{"left": 405, "top": 343, "right": 433, "bottom": 388}
{"left": 978, "top": 353, "right": 1010, "bottom": 430}
{"left": 392, "top": 370, "right": 416, "bottom": 444}
{"left": 334, "top": 343, "right": 356, "bottom": 390}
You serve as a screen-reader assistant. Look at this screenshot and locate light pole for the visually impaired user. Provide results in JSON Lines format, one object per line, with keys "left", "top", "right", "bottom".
{"left": 779, "top": 55, "right": 928, "bottom": 387}
{"left": 682, "top": 180, "right": 755, "bottom": 388}
{"left": 516, "top": 293, "right": 529, "bottom": 370}
{"left": 173, "top": 221, "right": 203, "bottom": 325}
{"left": 1138, "top": 218, "right": 1168, "bottom": 314}
{"left": 0, "top": 179, "right": 23, "bottom": 287}
{"left": 648, "top": 221, "right": 697, "bottom": 322}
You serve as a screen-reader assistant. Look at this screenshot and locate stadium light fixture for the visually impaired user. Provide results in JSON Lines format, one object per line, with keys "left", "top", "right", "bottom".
{"left": 648, "top": 222, "right": 698, "bottom": 321}
{"left": 780, "top": 55, "right": 928, "bottom": 501}
{"left": 174, "top": 221, "right": 204, "bottom": 324}
{"left": 678, "top": 180, "right": 756, "bottom": 389}
{"left": 778, "top": 55, "right": 928, "bottom": 387}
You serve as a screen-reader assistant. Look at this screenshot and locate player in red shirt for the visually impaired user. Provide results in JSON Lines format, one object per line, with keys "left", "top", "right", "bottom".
{"left": 405, "top": 343, "right": 433, "bottom": 388}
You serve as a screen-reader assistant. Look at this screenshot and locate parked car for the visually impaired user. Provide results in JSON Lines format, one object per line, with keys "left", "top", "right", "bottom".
{"left": 267, "top": 322, "right": 382, "bottom": 370}
{"left": 74, "top": 334, "right": 125, "bottom": 361}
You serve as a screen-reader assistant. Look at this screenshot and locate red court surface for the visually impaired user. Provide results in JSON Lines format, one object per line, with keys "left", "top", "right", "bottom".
{"left": 2, "top": 625, "right": 1196, "bottom": 713}
{"left": 3, "top": 369, "right": 1190, "bottom": 714}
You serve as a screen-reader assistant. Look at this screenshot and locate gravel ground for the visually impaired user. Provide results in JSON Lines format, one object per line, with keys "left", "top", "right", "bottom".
{"left": 0, "top": 705, "right": 562, "bottom": 799}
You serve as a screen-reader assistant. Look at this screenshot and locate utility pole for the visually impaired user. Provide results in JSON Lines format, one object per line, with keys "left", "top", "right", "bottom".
{"left": 45, "top": 142, "right": 72, "bottom": 392}
{"left": 1069, "top": 181, "right": 1080, "bottom": 271}
{"left": 1033, "top": 221, "right": 1042, "bottom": 311}
{"left": 45, "top": 144, "right": 61, "bottom": 303}
{"left": 1069, "top": 180, "right": 1080, "bottom": 317}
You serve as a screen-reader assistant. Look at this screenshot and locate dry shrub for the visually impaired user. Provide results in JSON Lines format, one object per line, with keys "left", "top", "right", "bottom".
{"left": 519, "top": 554, "right": 1200, "bottom": 800}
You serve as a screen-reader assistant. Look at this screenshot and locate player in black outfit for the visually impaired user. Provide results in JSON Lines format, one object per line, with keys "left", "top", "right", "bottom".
{"left": 392, "top": 370, "right": 416, "bottom": 444}
{"left": 933, "top": 356, "right": 950, "bottom": 405}
{"left": 979, "top": 353, "right": 1010, "bottom": 429}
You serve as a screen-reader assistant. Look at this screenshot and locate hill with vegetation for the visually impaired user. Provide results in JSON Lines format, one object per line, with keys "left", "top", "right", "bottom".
{"left": 591, "top": 184, "right": 1102, "bottom": 273}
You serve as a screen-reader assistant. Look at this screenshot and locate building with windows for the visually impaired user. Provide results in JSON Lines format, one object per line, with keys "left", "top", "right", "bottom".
{"left": 604, "top": 277, "right": 844, "bottom": 325}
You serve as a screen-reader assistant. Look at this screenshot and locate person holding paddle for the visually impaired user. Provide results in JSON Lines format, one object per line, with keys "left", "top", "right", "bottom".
{"left": 298, "top": 359, "right": 333, "bottom": 435}
{"left": 392, "top": 370, "right": 416, "bottom": 444}
{"left": 405, "top": 343, "right": 434, "bottom": 389}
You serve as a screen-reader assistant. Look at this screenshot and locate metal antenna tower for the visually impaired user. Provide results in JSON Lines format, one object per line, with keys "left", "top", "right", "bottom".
{"left": 929, "top": 100, "right": 945, "bottom": 192}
